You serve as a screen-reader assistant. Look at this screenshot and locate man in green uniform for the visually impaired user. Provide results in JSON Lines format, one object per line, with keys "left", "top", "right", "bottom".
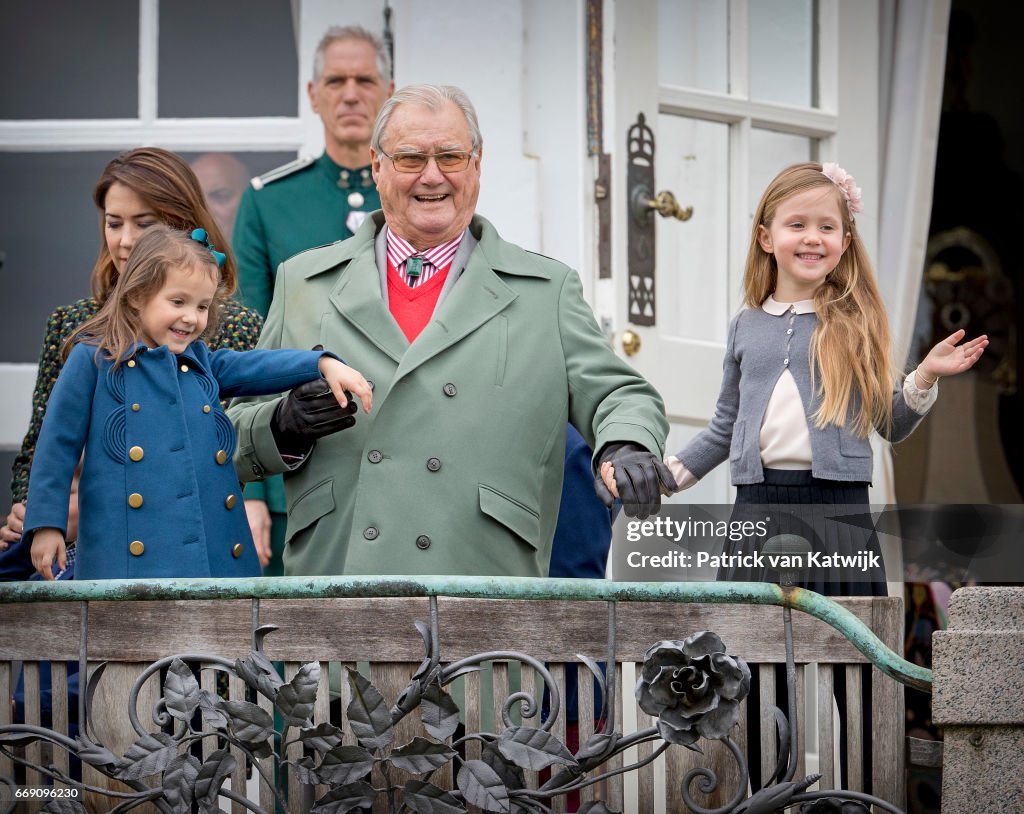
{"left": 232, "top": 25, "right": 394, "bottom": 574}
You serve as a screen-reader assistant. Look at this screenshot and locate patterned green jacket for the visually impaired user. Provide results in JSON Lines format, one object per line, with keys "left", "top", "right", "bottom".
{"left": 10, "top": 297, "right": 262, "bottom": 502}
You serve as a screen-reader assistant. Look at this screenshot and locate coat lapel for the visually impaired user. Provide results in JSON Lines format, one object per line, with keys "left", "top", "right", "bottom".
{"left": 393, "top": 244, "right": 518, "bottom": 383}
{"left": 326, "top": 227, "right": 409, "bottom": 364}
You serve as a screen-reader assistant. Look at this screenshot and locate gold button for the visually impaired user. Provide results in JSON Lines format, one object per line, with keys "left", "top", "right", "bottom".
{"left": 129, "top": 540, "right": 145, "bottom": 556}
{"left": 127, "top": 359, "right": 136, "bottom": 368}
{"left": 215, "top": 449, "right": 228, "bottom": 465}
{"left": 132, "top": 403, "right": 140, "bottom": 412}
{"left": 129, "top": 446, "right": 144, "bottom": 462}
{"left": 180, "top": 364, "right": 189, "bottom": 373}
{"left": 225, "top": 494, "right": 237, "bottom": 509}
{"left": 231, "top": 543, "right": 244, "bottom": 558}
{"left": 202, "top": 405, "right": 211, "bottom": 413}
{"left": 128, "top": 493, "right": 143, "bottom": 509}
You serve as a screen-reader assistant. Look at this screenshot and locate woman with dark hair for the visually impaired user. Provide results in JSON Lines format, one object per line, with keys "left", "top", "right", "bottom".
{"left": 0, "top": 147, "right": 264, "bottom": 566}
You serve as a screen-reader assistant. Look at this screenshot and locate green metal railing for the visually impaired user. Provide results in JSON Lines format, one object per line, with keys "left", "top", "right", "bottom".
{"left": 0, "top": 575, "right": 932, "bottom": 692}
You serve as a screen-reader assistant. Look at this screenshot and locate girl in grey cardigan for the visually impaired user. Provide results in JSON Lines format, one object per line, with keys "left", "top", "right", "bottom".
{"left": 603, "top": 162, "right": 987, "bottom": 596}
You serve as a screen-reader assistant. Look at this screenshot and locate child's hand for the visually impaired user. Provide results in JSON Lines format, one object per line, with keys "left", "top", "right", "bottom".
{"left": 31, "top": 528, "right": 67, "bottom": 581}
{"left": 599, "top": 461, "right": 620, "bottom": 499}
{"left": 318, "top": 357, "right": 373, "bottom": 414}
{"left": 918, "top": 329, "right": 989, "bottom": 385}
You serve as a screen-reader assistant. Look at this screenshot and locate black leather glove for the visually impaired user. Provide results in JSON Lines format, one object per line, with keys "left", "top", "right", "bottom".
{"left": 271, "top": 378, "right": 358, "bottom": 455}
{"left": 594, "top": 442, "right": 675, "bottom": 519}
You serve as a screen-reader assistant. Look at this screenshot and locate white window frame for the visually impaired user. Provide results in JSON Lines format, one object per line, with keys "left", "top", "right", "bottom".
{"left": 0, "top": 0, "right": 312, "bottom": 450}
{"left": 0, "top": 0, "right": 306, "bottom": 154}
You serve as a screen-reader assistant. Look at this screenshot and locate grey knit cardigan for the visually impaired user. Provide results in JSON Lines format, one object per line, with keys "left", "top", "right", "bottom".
{"left": 676, "top": 306, "right": 925, "bottom": 484}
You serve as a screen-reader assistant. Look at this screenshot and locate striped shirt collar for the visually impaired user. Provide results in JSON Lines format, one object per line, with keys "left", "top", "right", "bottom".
{"left": 385, "top": 227, "right": 463, "bottom": 271}
{"left": 762, "top": 294, "right": 816, "bottom": 315}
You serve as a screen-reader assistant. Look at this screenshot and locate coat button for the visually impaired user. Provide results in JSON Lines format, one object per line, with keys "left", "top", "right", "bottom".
{"left": 127, "top": 360, "right": 136, "bottom": 368}
{"left": 215, "top": 450, "right": 228, "bottom": 465}
{"left": 132, "top": 403, "right": 140, "bottom": 412}
{"left": 180, "top": 364, "right": 189, "bottom": 373}
{"left": 251, "top": 463, "right": 264, "bottom": 478}
{"left": 129, "top": 446, "right": 144, "bottom": 462}
{"left": 225, "top": 494, "right": 237, "bottom": 509}
{"left": 443, "top": 383, "right": 457, "bottom": 397}
{"left": 231, "top": 543, "right": 244, "bottom": 558}
{"left": 366, "top": 379, "right": 375, "bottom": 391}
{"left": 128, "top": 493, "right": 143, "bottom": 509}
{"left": 416, "top": 535, "right": 431, "bottom": 550}
{"left": 364, "top": 526, "right": 379, "bottom": 540}
{"left": 129, "top": 540, "right": 145, "bottom": 556}
{"left": 203, "top": 405, "right": 211, "bottom": 413}
{"left": 367, "top": 449, "right": 383, "bottom": 464}
{"left": 426, "top": 457, "right": 442, "bottom": 472}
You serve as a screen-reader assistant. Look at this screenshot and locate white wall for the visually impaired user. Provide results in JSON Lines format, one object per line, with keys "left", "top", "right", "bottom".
{"left": 299, "top": 0, "right": 589, "bottom": 279}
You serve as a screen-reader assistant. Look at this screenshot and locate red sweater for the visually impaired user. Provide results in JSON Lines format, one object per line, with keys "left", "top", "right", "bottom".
{"left": 386, "top": 257, "right": 451, "bottom": 342}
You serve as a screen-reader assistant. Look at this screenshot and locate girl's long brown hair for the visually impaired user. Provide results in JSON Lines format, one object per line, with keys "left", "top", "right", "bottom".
{"left": 744, "top": 162, "right": 897, "bottom": 438}
{"left": 90, "top": 147, "right": 237, "bottom": 302}
{"left": 68, "top": 226, "right": 224, "bottom": 367}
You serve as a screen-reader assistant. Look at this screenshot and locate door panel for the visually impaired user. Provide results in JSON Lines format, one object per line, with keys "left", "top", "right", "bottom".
{"left": 610, "top": 0, "right": 879, "bottom": 511}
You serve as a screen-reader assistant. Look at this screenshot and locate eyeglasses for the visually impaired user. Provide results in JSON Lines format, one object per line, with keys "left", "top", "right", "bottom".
{"left": 379, "top": 149, "right": 476, "bottom": 173}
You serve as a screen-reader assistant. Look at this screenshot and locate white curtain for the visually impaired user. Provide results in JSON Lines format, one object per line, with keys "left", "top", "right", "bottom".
{"left": 870, "top": 0, "right": 952, "bottom": 504}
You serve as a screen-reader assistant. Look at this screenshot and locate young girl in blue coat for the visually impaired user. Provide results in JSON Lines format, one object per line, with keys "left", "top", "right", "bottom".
{"left": 603, "top": 161, "right": 987, "bottom": 596}
{"left": 25, "top": 226, "right": 372, "bottom": 581}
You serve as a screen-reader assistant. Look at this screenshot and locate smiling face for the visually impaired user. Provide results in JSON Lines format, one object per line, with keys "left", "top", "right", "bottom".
{"left": 757, "top": 186, "right": 852, "bottom": 301}
{"left": 104, "top": 182, "right": 161, "bottom": 274}
{"left": 371, "top": 100, "right": 482, "bottom": 250}
{"left": 137, "top": 262, "right": 218, "bottom": 354}
{"left": 308, "top": 38, "right": 391, "bottom": 162}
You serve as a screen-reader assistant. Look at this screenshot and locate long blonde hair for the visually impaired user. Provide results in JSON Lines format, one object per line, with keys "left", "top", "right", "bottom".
{"left": 68, "top": 226, "right": 224, "bottom": 367}
{"left": 744, "top": 162, "right": 897, "bottom": 438}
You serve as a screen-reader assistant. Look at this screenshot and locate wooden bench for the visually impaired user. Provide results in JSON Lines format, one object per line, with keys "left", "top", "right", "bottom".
{"left": 0, "top": 582, "right": 907, "bottom": 813}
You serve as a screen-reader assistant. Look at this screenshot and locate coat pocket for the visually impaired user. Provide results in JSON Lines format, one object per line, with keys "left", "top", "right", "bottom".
{"left": 837, "top": 428, "right": 871, "bottom": 459}
{"left": 285, "top": 478, "right": 335, "bottom": 546}
{"left": 478, "top": 483, "right": 541, "bottom": 550}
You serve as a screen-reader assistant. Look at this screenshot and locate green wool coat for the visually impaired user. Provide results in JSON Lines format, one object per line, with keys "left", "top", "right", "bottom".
{"left": 228, "top": 213, "right": 668, "bottom": 577}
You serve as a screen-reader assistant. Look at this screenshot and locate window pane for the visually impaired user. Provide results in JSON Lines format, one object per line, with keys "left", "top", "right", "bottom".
{"left": 749, "top": 0, "right": 814, "bottom": 107}
{"left": 179, "top": 151, "right": 298, "bottom": 244}
{"left": 159, "top": 0, "right": 297, "bottom": 117}
{"left": 749, "top": 129, "right": 813, "bottom": 218}
{"left": 0, "top": 1, "right": 138, "bottom": 119}
{"left": 656, "top": 115, "right": 730, "bottom": 344}
{"left": 658, "top": 0, "right": 728, "bottom": 92}
{"left": 0, "top": 152, "right": 114, "bottom": 363}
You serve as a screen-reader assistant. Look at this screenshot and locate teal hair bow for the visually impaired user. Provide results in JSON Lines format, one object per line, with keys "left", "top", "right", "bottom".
{"left": 189, "top": 228, "right": 226, "bottom": 268}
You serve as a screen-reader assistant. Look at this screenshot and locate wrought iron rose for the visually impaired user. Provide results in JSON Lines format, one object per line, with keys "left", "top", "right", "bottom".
{"left": 635, "top": 631, "right": 751, "bottom": 746}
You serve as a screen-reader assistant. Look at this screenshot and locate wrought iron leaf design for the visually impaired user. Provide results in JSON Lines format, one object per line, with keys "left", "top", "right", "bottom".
{"left": 456, "top": 759, "right": 511, "bottom": 812}
{"left": 345, "top": 667, "right": 394, "bottom": 750}
{"left": 403, "top": 778, "right": 467, "bottom": 814}
{"left": 389, "top": 736, "right": 459, "bottom": 774}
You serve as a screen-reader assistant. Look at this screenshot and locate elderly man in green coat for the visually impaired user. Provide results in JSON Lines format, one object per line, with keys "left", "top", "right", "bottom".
{"left": 228, "top": 84, "right": 672, "bottom": 577}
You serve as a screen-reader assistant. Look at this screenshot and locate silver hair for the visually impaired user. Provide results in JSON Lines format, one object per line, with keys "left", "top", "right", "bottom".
{"left": 371, "top": 84, "right": 482, "bottom": 153}
{"left": 312, "top": 25, "right": 391, "bottom": 84}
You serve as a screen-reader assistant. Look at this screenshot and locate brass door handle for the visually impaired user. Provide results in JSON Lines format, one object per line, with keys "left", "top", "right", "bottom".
{"left": 622, "top": 329, "right": 641, "bottom": 356}
{"left": 647, "top": 189, "right": 693, "bottom": 221}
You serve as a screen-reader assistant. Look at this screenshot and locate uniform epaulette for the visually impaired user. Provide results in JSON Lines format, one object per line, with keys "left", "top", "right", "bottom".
{"left": 250, "top": 155, "right": 315, "bottom": 190}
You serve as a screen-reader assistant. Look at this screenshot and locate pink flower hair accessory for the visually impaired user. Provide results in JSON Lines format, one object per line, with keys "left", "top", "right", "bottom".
{"left": 821, "top": 162, "right": 863, "bottom": 216}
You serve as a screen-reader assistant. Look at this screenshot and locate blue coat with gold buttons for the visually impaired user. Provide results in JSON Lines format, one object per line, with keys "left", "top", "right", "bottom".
{"left": 23, "top": 340, "right": 330, "bottom": 579}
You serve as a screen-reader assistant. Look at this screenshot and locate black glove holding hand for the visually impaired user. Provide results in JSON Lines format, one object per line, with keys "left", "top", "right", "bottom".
{"left": 594, "top": 442, "right": 675, "bottom": 519}
{"left": 271, "top": 378, "right": 358, "bottom": 456}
